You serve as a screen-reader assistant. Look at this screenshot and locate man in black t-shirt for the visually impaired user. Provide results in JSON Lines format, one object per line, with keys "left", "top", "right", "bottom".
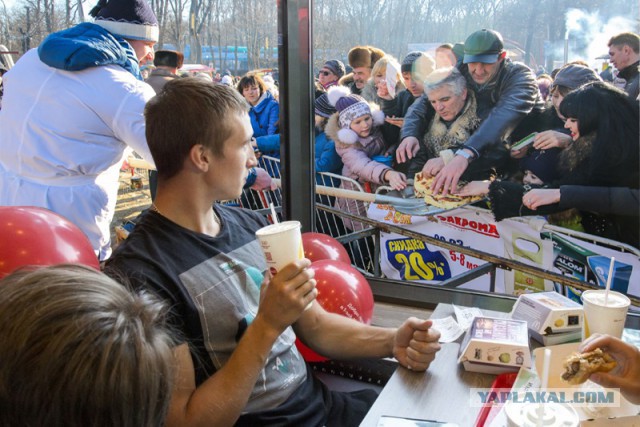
{"left": 106, "top": 78, "right": 441, "bottom": 426}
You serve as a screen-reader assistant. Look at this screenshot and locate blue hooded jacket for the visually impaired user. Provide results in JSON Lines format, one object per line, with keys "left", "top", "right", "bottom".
{"left": 38, "top": 22, "right": 142, "bottom": 80}
{"left": 250, "top": 91, "right": 281, "bottom": 158}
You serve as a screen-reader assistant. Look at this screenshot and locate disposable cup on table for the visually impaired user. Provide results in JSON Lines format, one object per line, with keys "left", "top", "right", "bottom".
{"left": 581, "top": 289, "right": 630, "bottom": 340}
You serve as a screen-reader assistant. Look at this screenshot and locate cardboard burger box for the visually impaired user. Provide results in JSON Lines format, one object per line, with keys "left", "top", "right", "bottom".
{"left": 458, "top": 316, "right": 531, "bottom": 374}
{"left": 511, "top": 291, "right": 583, "bottom": 346}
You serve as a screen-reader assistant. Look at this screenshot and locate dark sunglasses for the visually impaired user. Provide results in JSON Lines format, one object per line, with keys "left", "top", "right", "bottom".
{"left": 319, "top": 70, "right": 332, "bottom": 76}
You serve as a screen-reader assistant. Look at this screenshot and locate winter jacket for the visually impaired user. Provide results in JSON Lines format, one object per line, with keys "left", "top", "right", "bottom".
{"left": 0, "top": 22, "right": 155, "bottom": 259}
{"left": 407, "top": 91, "right": 507, "bottom": 180}
{"left": 338, "top": 73, "right": 361, "bottom": 95}
{"left": 145, "top": 68, "right": 179, "bottom": 93}
{"left": 401, "top": 59, "right": 544, "bottom": 158}
{"left": 325, "top": 111, "right": 391, "bottom": 231}
{"left": 314, "top": 129, "right": 343, "bottom": 177}
{"left": 249, "top": 91, "right": 281, "bottom": 158}
{"left": 325, "top": 112, "right": 391, "bottom": 185}
{"left": 616, "top": 60, "right": 639, "bottom": 100}
{"left": 489, "top": 132, "right": 639, "bottom": 247}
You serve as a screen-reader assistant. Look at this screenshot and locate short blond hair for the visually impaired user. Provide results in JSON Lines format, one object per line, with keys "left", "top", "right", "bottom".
{"left": 0, "top": 264, "right": 176, "bottom": 427}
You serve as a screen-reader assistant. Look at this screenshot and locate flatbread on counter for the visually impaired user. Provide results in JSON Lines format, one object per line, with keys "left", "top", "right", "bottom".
{"left": 414, "top": 173, "right": 483, "bottom": 209}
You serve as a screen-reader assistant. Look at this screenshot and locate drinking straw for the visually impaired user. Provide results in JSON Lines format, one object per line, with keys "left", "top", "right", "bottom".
{"left": 604, "top": 257, "right": 615, "bottom": 306}
{"left": 537, "top": 348, "right": 552, "bottom": 427}
{"left": 269, "top": 202, "right": 279, "bottom": 224}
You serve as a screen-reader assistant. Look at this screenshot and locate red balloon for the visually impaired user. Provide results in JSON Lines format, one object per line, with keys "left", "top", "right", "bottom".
{"left": 302, "top": 232, "right": 351, "bottom": 264}
{"left": 311, "top": 259, "right": 374, "bottom": 324}
{"left": 0, "top": 206, "right": 99, "bottom": 278}
{"left": 295, "top": 259, "right": 375, "bottom": 362}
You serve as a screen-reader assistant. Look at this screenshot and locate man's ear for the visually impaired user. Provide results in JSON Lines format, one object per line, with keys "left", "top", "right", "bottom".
{"left": 498, "top": 51, "right": 507, "bottom": 61}
{"left": 188, "top": 144, "right": 210, "bottom": 172}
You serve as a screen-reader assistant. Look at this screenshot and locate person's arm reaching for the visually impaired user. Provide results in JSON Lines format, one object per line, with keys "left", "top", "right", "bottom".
{"left": 397, "top": 96, "right": 434, "bottom": 163}
{"left": 463, "top": 64, "right": 540, "bottom": 155}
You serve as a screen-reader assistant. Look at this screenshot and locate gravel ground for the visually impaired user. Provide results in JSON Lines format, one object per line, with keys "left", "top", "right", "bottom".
{"left": 111, "top": 169, "right": 152, "bottom": 251}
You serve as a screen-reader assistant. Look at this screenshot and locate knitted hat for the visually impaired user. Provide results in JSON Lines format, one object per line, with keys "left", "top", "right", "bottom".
{"left": 551, "top": 64, "right": 602, "bottom": 91}
{"left": 323, "top": 59, "right": 345, "bottom": 78}
{"left": 519, "top": 148, "right": 561, "bottom": 184}
{"left": 463, "top": 29, "right": 504, "bottom": 64}
{"left": 314, "top": 93, "right": 336, "bottom": 118}
{"left": 348, "top": 45, "right": 385, "bottom": 69}
{"left": 220, "top": 75, "right": 233, "bottom": 86}
{"left": 401, "top": 51, "right": 435, "bottom": 82}
{"left": 153, "top": 50, "right": 183, "bottom": 68}
{"left": 327, "top": 86, "right": 384, "bottom": 143}
{"left": 89, "top": 0, "right": 159, "bottom": 43}
{"left": 452, "top": 42, "right": 465, "bottom": 62}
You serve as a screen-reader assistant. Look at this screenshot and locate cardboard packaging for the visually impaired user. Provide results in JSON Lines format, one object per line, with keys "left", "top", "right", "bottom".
{"left": 511, "top": 291, "right": 583, "bottom": 346}
{"left": 458, "top": 316, "right": 531, "bottom": 374}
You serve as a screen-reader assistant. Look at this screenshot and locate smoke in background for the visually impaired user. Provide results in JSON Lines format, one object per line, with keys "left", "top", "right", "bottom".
{"left": 561, "top": 9, "right": 637, "bottom": 69}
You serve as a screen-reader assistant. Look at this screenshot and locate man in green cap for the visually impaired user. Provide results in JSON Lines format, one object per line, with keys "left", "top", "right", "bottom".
{"left": 397, "top": 29, "right": 543, "bottom": 194}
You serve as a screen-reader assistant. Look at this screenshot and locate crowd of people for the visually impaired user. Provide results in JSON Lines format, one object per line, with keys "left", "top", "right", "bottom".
{"left": 0, "top": 0, "right": 639, "bottom": 424}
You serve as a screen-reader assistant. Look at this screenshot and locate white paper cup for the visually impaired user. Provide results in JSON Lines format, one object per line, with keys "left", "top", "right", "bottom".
{"left": 255, "top": 221, "right": 304, "bottom": 275}
{"left": 581, "top": 289, "right": 630, "bottom": 339}
{"left": 256, "top": 221, "right": 313, "bottom": 310}
{"left": 505, "top": 400, "right": 579, "bottom": 427}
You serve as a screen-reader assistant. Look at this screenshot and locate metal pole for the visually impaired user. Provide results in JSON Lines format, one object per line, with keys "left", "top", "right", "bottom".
{"left": 277, "top": 0, "right": 315, "bottom": 230}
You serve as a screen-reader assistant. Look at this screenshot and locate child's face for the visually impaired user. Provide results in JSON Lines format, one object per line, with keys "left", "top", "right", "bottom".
{"left": 523, "top": 170, "right": 544, "bottom": 186}
{"left": 350, "top": 114, "right": 373, "bottom": 138}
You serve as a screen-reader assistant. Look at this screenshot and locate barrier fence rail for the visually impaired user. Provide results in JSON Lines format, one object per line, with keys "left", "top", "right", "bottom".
{"left": 124, "top": 154, "right": 640, "bottom": 310}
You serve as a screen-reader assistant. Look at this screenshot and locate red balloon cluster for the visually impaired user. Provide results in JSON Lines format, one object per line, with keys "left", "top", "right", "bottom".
{"left": 295, "top": 234, "right": 374, "bottom": 362}
{"left": 0, "top": 206, "right": 99, "bottom": 278}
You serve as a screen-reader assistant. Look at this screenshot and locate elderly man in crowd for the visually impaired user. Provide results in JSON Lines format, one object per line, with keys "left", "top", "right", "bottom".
{"left": 608, "top": 32, "right": 640, "bottom": 100}
{"left": 340, "top": 45, "right": 385, "bottom": 98}
{"left": 406, "top": 66, "right": 502, "bottom": 183}
{"left": 318, "top": 59, "right": 345, "bottom": 91}
{"left": 146, "top": 49, "right": 184, "bottom": 93}
{"left": 397, "top": 29, "right": 544, "bottom": 194}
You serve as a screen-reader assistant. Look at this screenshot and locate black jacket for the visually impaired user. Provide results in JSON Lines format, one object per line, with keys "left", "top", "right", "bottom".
{"left": 401, "top": 59, "right": 544, "bottom": 157}
{"left": 617, "top": 60, "right": 639, "bottom": 101}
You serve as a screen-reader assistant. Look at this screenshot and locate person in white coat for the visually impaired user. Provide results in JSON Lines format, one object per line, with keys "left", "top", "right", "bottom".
{"left": 0, "top": 0, "right": 158, "bottom": 260}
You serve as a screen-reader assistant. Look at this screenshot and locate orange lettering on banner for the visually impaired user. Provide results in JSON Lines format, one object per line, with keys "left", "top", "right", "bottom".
{"left": 435, "top": 215, "right": 500, "bottom": 238}
{"left": 376, "top": 204, "right": 394, "bottom": 210}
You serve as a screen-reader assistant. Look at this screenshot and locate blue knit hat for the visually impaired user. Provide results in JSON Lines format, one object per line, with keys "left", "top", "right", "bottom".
{"left": 519, "top": 148, "right": 560, "bottom": 184}
{"left": 90, "top": 0, "right": 159, "bottom": 43}
{"left": 314, "top": 93, "right": 336, "bottom": 118}
{"left": 327, "top": 86, "right": 384, "bottom": 144}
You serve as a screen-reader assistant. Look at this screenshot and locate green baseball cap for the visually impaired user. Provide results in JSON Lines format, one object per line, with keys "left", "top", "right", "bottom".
{"left": 463, "top": 29, "right": 504, "bottom": 64}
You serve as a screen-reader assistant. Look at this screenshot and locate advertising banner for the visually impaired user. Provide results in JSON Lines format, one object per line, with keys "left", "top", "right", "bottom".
{"left": 367, "top": 204, "right": 640, "bottom": 299}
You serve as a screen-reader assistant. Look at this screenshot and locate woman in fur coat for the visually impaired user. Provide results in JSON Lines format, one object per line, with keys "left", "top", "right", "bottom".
{"left": 460, "top": 82, "right": 639, "bottom": 247}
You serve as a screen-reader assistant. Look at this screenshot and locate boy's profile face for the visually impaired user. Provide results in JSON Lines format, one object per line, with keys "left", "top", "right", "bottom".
{"left": 402, "top": 71, "right": 424, "bottom": 97}
{"left": 523, "top": 170, "right": 544, "bottom": 186}
{"left": 349, "top": 114, "right": 373, "bottom": 138}
{"left": 208, "top": 112, "right": 257, "bottom": 200}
